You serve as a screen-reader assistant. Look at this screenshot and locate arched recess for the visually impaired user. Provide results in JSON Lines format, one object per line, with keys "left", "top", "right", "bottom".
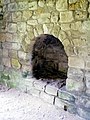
{"left": 31, "top": 34, "right": 68, "bottom": 84}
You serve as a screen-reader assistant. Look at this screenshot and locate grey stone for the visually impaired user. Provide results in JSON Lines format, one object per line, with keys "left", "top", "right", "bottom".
{"left": 56, "top": 0, "right": 68, "bottom": 11}
{"left": 82, "top": 20, "right": 90, "bottom": 31}
{"left": 66, "top": 78, "right": 86, "bottom": 92}
{"left": 67, "top": 68, "right": 84, "bottom": 80}
{"left": 18, "top": 51, "right": 27, "bottom": 60}
{"left": 27, "top": 88, "right": 40, "bottom": 97}
{"left": 3, "top": 0, "right": 10, "bottom": 4}
{"left": 2, "top": 42, "right": 12, "bottom": 49}
{"left": 0, "top": 65, "right": 4, "bottom": 71}
{"left": 58, "top": 90, "right": 75, "bottom": 102}
{"left": 40, "top": 92, "right": 54, "bottom": 104}
{"left": 17, "top": 22, "right": 26, "bottom": 33}
{"left": 18, "top": 2, "right": 28, "bottom": 11}
{"left": 33, "top": 80, "right": 46, "bottom": 91}
{"left": 8, "top": 3, "right": 17, "bottom": 11}
{"left": 55, "top": 97, "right": 77, "bottom": 114}
{"left": 7, "top": 23, "right": 17, "bottom": 33}
{"left": 45, "top": 84, "right": 58, "bottom": 96}
{"left": 11, "top": 43, "right": 21, "bottom": 50}
{"left": 29, "top": 1, "right": 38, "bottom": 10}
{"left": 77, "top": 107, "right": 90, "bottom": 120}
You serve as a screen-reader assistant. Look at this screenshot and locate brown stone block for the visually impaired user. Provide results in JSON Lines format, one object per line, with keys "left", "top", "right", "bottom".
{"left": 0, "top": 33, "right": 6, "bottom": 42}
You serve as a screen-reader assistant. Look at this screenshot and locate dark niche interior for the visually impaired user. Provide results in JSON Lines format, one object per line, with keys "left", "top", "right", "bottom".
{"left": 31, "top": 34, "right": 68, "bottom": 82}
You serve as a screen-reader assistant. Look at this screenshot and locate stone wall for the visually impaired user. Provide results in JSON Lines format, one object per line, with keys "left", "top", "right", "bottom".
{"left": 0, "top": 0, "right": 90, "bottom": 119}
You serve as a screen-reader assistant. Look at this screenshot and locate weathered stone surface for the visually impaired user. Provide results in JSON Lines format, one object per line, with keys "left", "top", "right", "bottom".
{"left": 70, "top": 21, "right": 82, "bottom": 31}
{"left": 67, "top": 68, "right": 84, "bottom": 80}
{"left": 3, "top": 49, "right": 8, "bottom": 57}
{"left": 3, "top": 57, "right": 11, "bottom": 67}
{"left": 68, "top": 56, "right": 85, "bottom": 69}
{"left": 18, "top": 2, "right": 28, "bottom": 10}
{"left": 8, "top": 50, "right": 17, "bottom": 58}
{"left": 69, "top": 0, "right": 77, "bottom": 4}
{"left": 27, "top": 88, "right": 40, "bottom": 97}
{"left": 55, "top": 97, "right": 76, "bottom": 114}
{"left": 0, "top": 65, "right": 4, "bottom": 71}
{"left": 51, "top": 11, "right": 59, "bottom": 23}
{"left": 11, "top": 43, "right": 21, "bottom": 50}
{"left": 66, "top": 78, "right": 86, "bottom": 92}
{"left": 77, "top": 107, "right": 90, "bottom": 120}
{"left": 37, "top": 13, "right": 50, "bottom": 24}
{"left": 60, "top": 11, "right": 74, "bottom": 23}
{"left": 40, "top": 92, "right": 54, "bottom": 104}
{"left": 2, "top": 42, "right": 12, "bottom": 49}
{"left": 38, "top": 0, "right": 45, "bottom": 7}
{"left": 3, "top": 0, "right": 10, "bottom": 4}
{"left": 17, "top": 22, "right": 26, "bottom": 32}
{"left": 29, "top": 1, "right": 37, "bottom": 10}
{"left": 56, "top": 0, "right": 68, "bottom": 11}
{"left": 5, "top": 33, "right": 13, "bottom": 42}
{"left": 18, "top": 51, "right": 27, "bottom": 60}
{"left": 58, "top": 90, "right": 75, "bottom": 102}
{"left": 8, "top": 3, "right": 17, "bottom": 11}
{"left": 85, "top": 71, "right": 90, "bottom": 89}
{"left": 82, "top": 20, "right": 90, "bottom": 31}
{"left": 11, "top": 58, "right": 21, "bottom": 69}
{"left": 12, "top": 12, "right": 22, "bottom": 22}
{"left": 27, "top": 20, "right": 38, "bottom": 25}
{"left": 0, "top": 33, "right": 6, "bottom": 42}
{"left": 88, "top": 4, "right": 90, "bottom": 13}
{"left": 45, "top": 84, "right": 58, "bottom": 96}
{"left": 33, "top": 80, "right": 46, "bottom": 91}
{"left": 61, "top": 24, "right": 70, "bottom": 31}
{"left": 7, "top": 23, "right": 17, "bottom": 33}
{"left": 22, "top": 11, "right": 32, "bottom": 21}
{"left": 75, "top": 11, "right": 87, "bottom": 20}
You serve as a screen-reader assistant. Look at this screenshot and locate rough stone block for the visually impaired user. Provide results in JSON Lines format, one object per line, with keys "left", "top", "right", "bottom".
{"left": 82, "top": 20, "right": 90, "bottom": 31}
{"left": 68, "top": 56, "right": 85, "bottom": 69}
{"left": 18, "top": 2, "right": 28, "bottom": 10}
{"left": 8, "top": 50, "right": 17, "bottom": 58}
{"left": 56, "top": 0, "right": 68, "bottom": 11}
{"left": 45, "top": 84, "right": 58, "bottom": 96}
{"left": 33, "top": 80, "right": 46, "bottom": 91}
{"left": 58, "top": 90, "right": 75, "bottom": 102}
{"left": 11, "top": 58, "right": 21, "bottom": 69}
{"left": 8, "top": 3, "right": 17, "bottom": 11}
{"left": 75, "top": 11, "right": 87, "bottom": 20}
{"left": 29, "top": 1, "right": 37, "bottom": 10}
{"left": 67, "top": 68, "right": 84, "bottom": 80}
{"left": 60, "top": 11, "right": 74, "bottom": 23}
{"left": 69, "top": 0, "right": 77, "bottom": 4}
{"left": 0, "top": 65, "right": 4, "bottom": 71}
{"left": 66, "top": 78, "right": 86, "bottom": 92}
{"left": 40, "top": 92, "right": 54, "bottom": 104}
{"left": 7, "top": 23, "right": 17, "bottom": 33}
{"left": 3, "top": 49, "right": 8, "bottom": 57}
{"left": 3, "top": 57, "right": 11, "bottom": 67}
{"left": 55, "top": 97, "right": 76, "bottom": 114}
{"left": 18, "top": 51, "right": 27, "bottom": 60}
{"left": 77, "top": 107, "right": 90, "bottom": 120}
{"left": 22, "top": 11, "right": 32, "bottom": 21}
{"left": 12, "top": 12, "right": 22, "bottom": 22}
{"left": 11, "top": 43, "right": 21, "bottom": 50}
{"left": 17, "top": 22, "right": 26, "bottom": 33}
{"left": 2, "top": 42, "right": 12, "bottom": 49}
{"left": 51, "top": 12, "right": 59, "bottom": 23}
{"left": 27, "top": 88, "right": 40, "bottom": 97}
{"left": 38, "top": 13, "right": 50, "bottom": 24}
{"left": 27, "top": 20, "right": 38, "bottom": 25}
